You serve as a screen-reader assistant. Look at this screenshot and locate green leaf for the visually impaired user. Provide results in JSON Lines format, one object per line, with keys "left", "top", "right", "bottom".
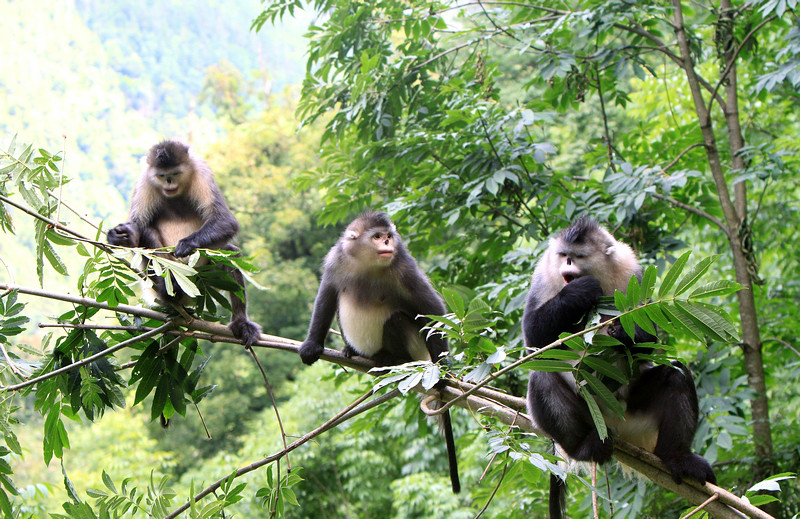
{"left": 689, "top": 280, "right": 742, "bottom": 299}
{"left": 658, "top": 251, "right": 691, "bottom": 297}
{"left": 626, "top": 274, "right": 641, "bottom": 307}
{"left": 661, "top": 303, "right": 704, "bottom": 341}
{"left": 579, "top": 386, "right": 608, "bottom": 440}
{"left": 582, "top": 372, "right": 624, "bottom": 417}
{"left": 582, "top": 357, "right": 627, "bottom": 385}
{"left": 519, "top": 359, "right": 573, "bottom": 372}
{"left": 538, "top": 349, "right": 581, "bottom": 361}
{"left": 619, "top": 313, "right": 636, "bottom": 340}
{"left": 441, "top": 287, "right": 465, "bottom": 318}
{"left": 643, "top": 303, "right": 675, "bottom": 333}
{"left": 151, "top": 379, "right": 169, "bottom": 422}
{"left": 631, "top": 308, "right": 657, "bottom": 336}
{"left": 640, "top": 265, "right": 657, "bottom": 299}
{"left": 675, "top": 300, "right": 739, "bottom": 342}
{"left": 674, "top": 255, "right": 717, "bottom": 296}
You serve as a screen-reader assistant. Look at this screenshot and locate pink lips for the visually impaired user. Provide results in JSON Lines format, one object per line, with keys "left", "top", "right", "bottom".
{"left": 164, "top": 187, "right": 179, "bottom": 196}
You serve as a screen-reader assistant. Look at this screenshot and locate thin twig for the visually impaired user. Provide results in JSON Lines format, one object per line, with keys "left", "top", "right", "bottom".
{"left": 246, "top": 346, "right": 291, "bottom": 472}
{"left": 592, "top": 462, "right": 599, "bottom": 519}
{"left": 661, "top": 143, "right": 706, "bottom": 173}
{"left": 473, "top": 452, "right": 509, "bottom": 519}
{"left": 193, "top": 402, "right": 212, "bottom": 440}
{"left": 652, "top": 192, "right": 728, "bottom": 235}
{"left": 681, "top": 493, "right": 720, "bottom": 519}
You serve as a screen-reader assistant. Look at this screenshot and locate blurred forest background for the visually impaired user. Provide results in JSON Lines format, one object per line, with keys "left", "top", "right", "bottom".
{"left": 1, "top": 0, "right": 799, "bottom": 518}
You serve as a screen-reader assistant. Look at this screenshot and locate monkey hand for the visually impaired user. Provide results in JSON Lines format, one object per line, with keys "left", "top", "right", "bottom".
{"left": 107, "top": 223, "right": 139, "bottom": 248}
{"left": 230, "top": 317, "right": 262, "bottom": 348}
{"left": 559, "top": 275, "right": 603, "bottom": 311}
{"left": 174, "top": 237, "right": 200, "bottom": 257}
{"left": 298, "top": 340, "right": 324, "bottom": 365}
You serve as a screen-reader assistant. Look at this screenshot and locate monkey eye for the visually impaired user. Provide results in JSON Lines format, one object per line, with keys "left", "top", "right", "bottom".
{"left": 372, "top": 232, "right": 382, "bottom": 240}
{"left": 575, "top": 253, "right": 587, "bottom": 259}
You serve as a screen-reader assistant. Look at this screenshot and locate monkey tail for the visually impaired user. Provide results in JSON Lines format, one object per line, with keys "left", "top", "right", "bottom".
{"left": 442, "top": 409, "right": 461, "bottom": 493}
{"left": 421, "top": 394, "right": 460, "bottom": 493}
{"left": 549, "top": 473, "right": 566, "bottom": 519}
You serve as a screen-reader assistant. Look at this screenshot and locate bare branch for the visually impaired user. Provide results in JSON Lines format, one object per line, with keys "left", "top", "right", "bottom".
{"left": 651, "top": 192, "right": 728, "bottom": 234}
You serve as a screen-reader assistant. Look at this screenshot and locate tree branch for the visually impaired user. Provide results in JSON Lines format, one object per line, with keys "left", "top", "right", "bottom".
{"left": 651, "top": 192, "right": 728, "bottom": 235}
{"left": 164, "top": 388, "right": 402, "bottom": 519}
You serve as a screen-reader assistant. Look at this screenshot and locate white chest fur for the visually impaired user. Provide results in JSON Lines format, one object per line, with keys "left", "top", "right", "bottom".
{"left": 338, "top": 292, "right": 393, "bottom": 356}
{"left": 157, "top": 217, "right": 203, "bottom": 247}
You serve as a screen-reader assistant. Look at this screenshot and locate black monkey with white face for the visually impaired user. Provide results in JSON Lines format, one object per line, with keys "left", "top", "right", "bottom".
{"left": 523, "top": 218, "right": 715, "bottom": 519}
{"left": 298, "top": 211, "right": 460, "bottom": 493}
{"left": 107, "top": 140, "right": 262, "bottom": 347}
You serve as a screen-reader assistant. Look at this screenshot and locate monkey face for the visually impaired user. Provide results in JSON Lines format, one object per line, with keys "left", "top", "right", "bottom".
{"left": 370, "top": 230, "right": 395, "bottom": 265}
{"left": 150, "top": 166, "right": 189, "bottom": 198}
{"left": 344, "top": 226, "right": 395, "bottom": 268}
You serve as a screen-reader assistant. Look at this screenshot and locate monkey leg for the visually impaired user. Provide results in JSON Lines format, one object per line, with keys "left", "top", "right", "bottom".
{"left": 527, "top": 371, "right": 613, "bottom": 463}
{"left": 627, "top": 361, "right": 716, "bottom": 484}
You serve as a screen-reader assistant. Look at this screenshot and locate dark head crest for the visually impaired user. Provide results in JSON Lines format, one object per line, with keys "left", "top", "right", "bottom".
{"left": 147, "top": 140, "right": 190, "bottom": 169}
{"left": 357, "top": 211, "right": 393, "bottom": 229}
{"left": 559, "top": 217, "right": 600, "bottom": 245}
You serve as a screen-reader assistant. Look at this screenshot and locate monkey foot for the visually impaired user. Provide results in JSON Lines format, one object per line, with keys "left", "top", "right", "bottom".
{"left": 660, "top": 453, "right": 717, "bottom": 485}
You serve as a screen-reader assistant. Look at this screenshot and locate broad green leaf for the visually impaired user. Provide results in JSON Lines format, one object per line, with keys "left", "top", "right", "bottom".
{"left": 619, "top": 313, "right": 636, "bottom": 340}
{"left": 441, "top": 287, "right": 465, "bottom": 318}
{"left": 538, "top": 349, "right": 581, "bottom": 361}
{"left": 675, "top": 300, "right": 739, "bottom": 342}
{"left": 643, "top": 303, "right": 676, "bottom": 333}
{"left": 582, "top": 372, "right": 624, "bottom": 417}
{"left": 626, "top": 275, "right": 641, "bottom": 307}
{"left": 658, "top": 251, "right": 691, "bottom": 297}
{"left": 640, "top": 265, "right": 657, "bottom": 299}
{"left": 582, "top": 357, "right": 627, "bottom": 385}
{"left": 661, "top": 303, "right": 704, "bottom": 341}
{"left": 579, "top": 386, "right": 608, "bottom": 440}
{"left": 631, "top": 308, "right": 657, "bottom": 336}
{"left": 613, "top": 289, "right": 629, "bottom": 312}
{"left": 674, "top": 255, "right": 717, "bottom": 296}
{"left": 519, "top": 359, "right": 573, "bottom": 372}
{"left": 689, "top": 280, "right": 742, "bottom": 299}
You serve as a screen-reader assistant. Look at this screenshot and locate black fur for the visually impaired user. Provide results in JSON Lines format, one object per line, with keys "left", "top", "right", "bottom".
{"left": 298, "top": 211, "right": 460, "bottom": 493}
{"left": 523, "top": 220, "right": 715, "bottom": 519}
{"left": 107, "top": 140, "right": 261, "bottom": 347}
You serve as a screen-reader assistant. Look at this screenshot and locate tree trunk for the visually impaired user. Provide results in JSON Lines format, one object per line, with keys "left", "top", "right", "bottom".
{"left": 671, "top": 0, "right": 773, "bottom": 477}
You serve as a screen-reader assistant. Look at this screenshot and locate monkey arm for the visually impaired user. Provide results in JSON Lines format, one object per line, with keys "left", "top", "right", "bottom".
{"left": 298, "top": 277, "right": 339, "bottom": 365}
{"left": 174, "top": 195, "right": 240, "bottom": 257}
{"left": 523, "top": 276, "right": 603, "bottom": 349}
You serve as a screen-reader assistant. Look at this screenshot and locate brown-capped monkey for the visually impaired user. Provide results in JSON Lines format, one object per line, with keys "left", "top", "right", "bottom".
{"left": 523, "top": 218, "right": 715, "bottom": 519}
{"left": 299, "top": 211, "right": 460, "bottom": 493}
{"left": 107, "top": 140, "right": 262, "bottom": 346}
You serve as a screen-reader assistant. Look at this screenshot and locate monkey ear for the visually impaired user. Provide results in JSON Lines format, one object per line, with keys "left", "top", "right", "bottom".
{"left": 345, "top": 230, "right": 359, "bottom": 240}
{"left": 605, "top": 245, "right": 616, "bottom": 256}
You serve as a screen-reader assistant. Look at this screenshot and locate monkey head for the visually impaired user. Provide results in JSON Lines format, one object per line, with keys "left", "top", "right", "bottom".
{"left": 548, "top": 217, "right": 639, "bottom": 296}
{"left": 146, "top": 140, "right": 193, "bottom": 199}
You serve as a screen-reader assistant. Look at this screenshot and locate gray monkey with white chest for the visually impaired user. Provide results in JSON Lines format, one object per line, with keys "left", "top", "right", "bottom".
{"left": 298, "top": 211, "right": 460, "bottom": 493}
{"left": 107, "top": 140, "right": 262, "bottom": 347}
{"left": 523, "top": 218, "right": 715, "bottom": 519}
